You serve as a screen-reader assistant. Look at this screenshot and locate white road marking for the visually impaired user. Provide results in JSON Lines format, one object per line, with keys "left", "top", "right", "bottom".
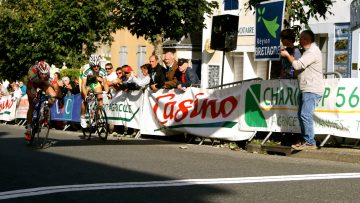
{"left": 1, "top": 173, "right": 360, "bottom": 200}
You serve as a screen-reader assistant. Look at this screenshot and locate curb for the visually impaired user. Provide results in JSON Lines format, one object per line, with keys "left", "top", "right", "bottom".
{"left": 247, "top": 144, "right": 360, "bottom": 164}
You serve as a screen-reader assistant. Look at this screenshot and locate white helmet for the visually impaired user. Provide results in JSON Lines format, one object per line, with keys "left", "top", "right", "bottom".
{"left": 89, "top": 55, "right": 101, "bottom": 67}
{"left": 37, "top": 61, "right": 50, "bottom": 74}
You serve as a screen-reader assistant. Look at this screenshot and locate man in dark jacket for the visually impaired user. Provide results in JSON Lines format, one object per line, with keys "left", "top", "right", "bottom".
{"left": 175, "top": 58, "right": 200, "bottom": 90}
{"left": 149, "top": 54, "right": 165, "bottom": 92}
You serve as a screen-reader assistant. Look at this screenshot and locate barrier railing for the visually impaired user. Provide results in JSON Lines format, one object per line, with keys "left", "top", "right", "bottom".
{"left": 207, "top": 77, "right": 263, "bottom": 90}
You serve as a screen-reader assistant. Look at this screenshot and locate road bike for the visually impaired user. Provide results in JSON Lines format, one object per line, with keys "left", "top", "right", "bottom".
{"left": 27, "top": 91, "right": 51, "bottom": 149}
{"left": 82, "top": 91, "right": 109, "bottom": 141}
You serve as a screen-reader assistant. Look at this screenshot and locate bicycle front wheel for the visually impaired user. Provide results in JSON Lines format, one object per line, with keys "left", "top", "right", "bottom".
{"left": 35, "top": 106, "right": 51, "bottom": 149}
{"left": 95, "top": 107, "right": 109, "bottom": 141}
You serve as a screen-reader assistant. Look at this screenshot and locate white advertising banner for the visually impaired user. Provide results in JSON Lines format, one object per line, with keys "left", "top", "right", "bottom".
{"left": 104, "top": 90, "right": 143, "bottom": 129}
{"left": 141, "top": 87, "right": 254, "bottom": 141}
{"left": 0, "top": 95, "right": 17, "bottom": 121}
{"left": 239, "top": 79, "right": 360, "bottom": 139}
{"left": 15, "top": 95, "right": 29, "bottom": 119}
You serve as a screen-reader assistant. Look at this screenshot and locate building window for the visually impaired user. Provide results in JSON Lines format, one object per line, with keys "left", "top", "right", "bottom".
{"left": 119, "top": 46, "right": 128, "bottom": 66}
{"left": 208, "top": 65, "right": 220, "bottom": 88}
{"left": 224, "top": 0, "right": 238, "bottom": 10}
{"left": 137, "top": 46, "right": 146, "bottom": 69}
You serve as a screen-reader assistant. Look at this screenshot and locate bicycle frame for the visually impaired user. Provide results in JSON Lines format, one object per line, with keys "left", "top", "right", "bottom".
{"left": 82, "top": 91, "right": 109, "bottom": 141}
{"left": 29, "top": 91, "right": 51, "bottom": 148}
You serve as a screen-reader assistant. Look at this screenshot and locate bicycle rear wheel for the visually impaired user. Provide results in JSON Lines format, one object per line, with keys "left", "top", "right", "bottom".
{"left": 35, "top": 105, "right": 51, "bottom": 149}
{"left": 82, "top": 104, "right": 95, "bottom": 140}
{"left": 95, "top": 107, "right": 109, "bottom": 141}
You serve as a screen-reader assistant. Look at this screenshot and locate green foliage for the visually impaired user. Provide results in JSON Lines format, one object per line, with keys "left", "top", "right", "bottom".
{"left": 112, "top": 0, "right": 218, "bottom": 42}
{"left": 246, "top": 0, "right": 333, "bottom": 33}
{"left": 60, "top": 68, "right": 81, "bottom": 81}
{"left": 0, "top": 0, "right": 116, "bottom": 81}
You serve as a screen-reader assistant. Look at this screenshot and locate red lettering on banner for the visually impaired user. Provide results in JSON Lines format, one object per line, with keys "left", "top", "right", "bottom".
{"left": 153, "top": 92, "right": 238, "bottom": 124}
{"left": 0, "top": 99, "right": 14, "bottom": 111}
{"left": 174, "top": 99, "right": 193, "bottom": 122}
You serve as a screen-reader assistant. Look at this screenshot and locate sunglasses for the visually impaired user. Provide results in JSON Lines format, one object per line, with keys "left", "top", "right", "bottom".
{"left": 116, "top": 72, "right": 122, "bottom": 75}
{"left": 106, "top": 68, "right": 112, "bottom": 70}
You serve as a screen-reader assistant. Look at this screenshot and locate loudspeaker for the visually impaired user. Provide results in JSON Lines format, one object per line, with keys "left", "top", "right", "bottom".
{"left": 210, "top": 14, "right": 239, "bottom": 51}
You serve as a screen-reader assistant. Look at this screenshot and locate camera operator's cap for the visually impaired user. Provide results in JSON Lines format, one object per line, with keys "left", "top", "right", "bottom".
{"left": 178, "top": 58, "right": 188, "bottom": 66}
{"left": 122, "top": 66, "right": 133, "bottom": 73}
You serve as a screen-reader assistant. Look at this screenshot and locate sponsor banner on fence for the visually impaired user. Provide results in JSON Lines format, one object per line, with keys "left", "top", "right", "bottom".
{"left": 15, "top": 95, "right": 29, "bottom": 119}
{"left": 239, "top": 79, "right": 360, "bottom": 139}
{"left": 0, "top": 95, "right": 17, "bottom": 121}
{"left": 141, "top": 87, "right": 254, "bottom": 141}
{"left": 104, "top": 90, "right": 143, "bottom": 129}
{"left": 51, "top": 94, "right": 82, "bottom": 122}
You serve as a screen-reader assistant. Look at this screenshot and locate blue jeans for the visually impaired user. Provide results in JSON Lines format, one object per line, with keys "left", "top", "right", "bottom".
{"left": 298, "top": 92, "right": 322, "bottom": 145}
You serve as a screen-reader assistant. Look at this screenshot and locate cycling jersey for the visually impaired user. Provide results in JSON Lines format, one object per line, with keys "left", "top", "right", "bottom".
{"left": 81, "top": 67, "right": 106, "bottom": 91}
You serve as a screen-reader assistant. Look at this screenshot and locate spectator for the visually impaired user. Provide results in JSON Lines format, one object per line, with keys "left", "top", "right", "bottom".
{"left": 121, "top": 65, "right": 140, "bottom": 91}
{"left": 149, "top": 55, "right": 165, "bottom": 92}
{"left": 280, "top": 30, "right": 324, "bottom": 150}
{"left": 112, "top": 67, "right": 124, "bottom": 91}
{"left": 163, "top": 51, "right": 178, "bottom": 88}
{"left": 175, "top": 58, "right": 200, "bottom": 90}
{"left": 105, "top": 63, "right": 117, "bottom": 83}
{"left": 10, "top": 82, "right": 22, "bottom": 100}
{"left": 122, "top": 65, "right": 134, "bottom": 82}
{"left": 132, "top": 64, "right": 151, "bottom": 88}
{"left": 0, "top": 80, "right": 9, "bottom": 96}
{"left": 280, "top": 29, "right": 302, "bottom": 78}
{"left": 62, "top": 76, "right": 80, "bottom": 95}
{"left": 52, "top": 72, "right": 63, "bottom": 87}
{"left": 19, "top": 80, "right": 27, "bottom": 96}
{"left": 104, "top": 63, "right": 118, "bottom": 94}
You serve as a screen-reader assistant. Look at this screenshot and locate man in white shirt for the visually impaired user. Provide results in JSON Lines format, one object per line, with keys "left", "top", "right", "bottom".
{"left": 281, "top": 30, "right": 324, "bottom": 150}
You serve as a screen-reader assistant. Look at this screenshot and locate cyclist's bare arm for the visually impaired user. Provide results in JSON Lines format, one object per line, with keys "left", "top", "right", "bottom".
{"left": 81, "top": 77, "right": 88, "bottom": 98}
{"left": 102, "top": 77, "right": 109, "bottom": 93}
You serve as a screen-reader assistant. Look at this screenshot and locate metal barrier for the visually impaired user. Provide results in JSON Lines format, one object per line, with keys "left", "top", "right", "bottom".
{"left": 207, "top": 77, "right": 263, "bottom": 90}
{"left": 323, "top": 71, "right": 342, "bottom": 79}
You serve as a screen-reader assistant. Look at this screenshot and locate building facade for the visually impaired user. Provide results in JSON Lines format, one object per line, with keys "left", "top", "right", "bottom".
{"left": 308, "top": 0, "right": 353, "bottom": 78}
{"left": 201, "top": 0, "right": 268, "bottom": 89}
{"left": 110, "top": 29, "right": 154, "bottom": 74}
{"left": 351, "top": 0, "right": 360, "bottom": 77}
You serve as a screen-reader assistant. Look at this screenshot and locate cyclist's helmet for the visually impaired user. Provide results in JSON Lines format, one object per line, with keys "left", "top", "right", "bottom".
{"left": 89, "top": 55, "right": 101, "bottom": 67}
{"left": 37, "top": 61, "right": 50, "bottom": 74}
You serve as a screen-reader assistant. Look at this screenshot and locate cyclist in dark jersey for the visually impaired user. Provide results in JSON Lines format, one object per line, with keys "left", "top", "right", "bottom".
{"left": 25, "top": 60, "right": 62, "bottom": 141}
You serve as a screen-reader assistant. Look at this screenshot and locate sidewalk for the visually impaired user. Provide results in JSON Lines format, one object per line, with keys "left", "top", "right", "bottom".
{"left": 290, "top": 146, "right": 360, "bottom": 164}
{"left": 247, "top": 144, "right": 360, "bottom": 164}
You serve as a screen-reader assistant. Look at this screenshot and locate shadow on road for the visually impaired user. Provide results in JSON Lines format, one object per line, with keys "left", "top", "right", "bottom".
{"left": 0, "top": 127, "right": 231, "bottom": 202}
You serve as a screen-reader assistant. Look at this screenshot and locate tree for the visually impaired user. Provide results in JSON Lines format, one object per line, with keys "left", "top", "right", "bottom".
{"left": 246, "top": 0, "right": 334, "bottom": 32}
{"left": 112, "top": 0, "right": 218, "bottom": 58}
{"left": 0, "top": 0, "right": 116, "bottom": 81}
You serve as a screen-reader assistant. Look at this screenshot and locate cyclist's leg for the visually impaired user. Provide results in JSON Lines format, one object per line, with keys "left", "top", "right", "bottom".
{"left": 26, "top": 86, "right": 36, "bottom": 133}
{"left": 80, "top": 86, "right": 90, "bottom": 128}
{"left": 94, "top": 82, "right": 103, "bottom": 107}
{"left": 25, "top": 85, "right": 37, "bottom": 139}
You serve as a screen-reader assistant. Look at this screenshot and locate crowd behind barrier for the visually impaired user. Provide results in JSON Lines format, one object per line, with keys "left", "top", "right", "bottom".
{"left": 2, "top": 77, "right": 360, "bottom": 144}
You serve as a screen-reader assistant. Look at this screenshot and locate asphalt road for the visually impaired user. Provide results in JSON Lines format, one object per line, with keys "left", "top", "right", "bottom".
{"left": 1, "top": 124, "right": 360, "bottom": 202}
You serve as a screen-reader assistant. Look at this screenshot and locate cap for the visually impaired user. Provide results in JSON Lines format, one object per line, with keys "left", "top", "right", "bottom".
{"left": 177, "top": 58, "right": 188, "bottom": 66}
{"left": 122, "top": 66, "right": 133, "bottom": 73}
